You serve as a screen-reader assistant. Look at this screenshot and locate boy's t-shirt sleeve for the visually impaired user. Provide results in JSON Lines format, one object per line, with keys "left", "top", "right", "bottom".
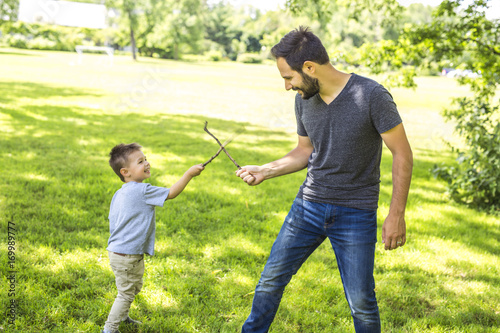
{"left": 143, "top": 183, "right": 170, "bottom": 207}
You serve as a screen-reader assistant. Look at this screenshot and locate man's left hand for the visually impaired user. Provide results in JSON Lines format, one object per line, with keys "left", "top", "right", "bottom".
{"left": 382, "top": 214, "right": 406, "bottom": 250}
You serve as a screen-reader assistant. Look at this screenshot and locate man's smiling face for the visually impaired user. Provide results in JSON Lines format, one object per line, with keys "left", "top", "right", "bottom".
{"left": 277, "top": 57, "right": 320, "bottom": 100}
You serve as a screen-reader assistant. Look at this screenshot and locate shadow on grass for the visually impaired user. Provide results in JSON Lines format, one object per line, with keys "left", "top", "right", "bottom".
{"left": 1, "top": 81, "right": 498, "bottom": 332}
{"left": 0, "top": 81, "right": 102, "bottom": 104}
{"left": 0, "top": 50, "right": 37, "bottom": 57}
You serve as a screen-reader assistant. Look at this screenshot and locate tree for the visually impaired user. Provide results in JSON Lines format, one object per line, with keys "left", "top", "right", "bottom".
{"left": 204, "top": 1, "right": 241, "bottom": 59}
{"left": 106, "top": 0, "right": 142, "bottom": 60}
{"left": 285, "top": 0, "right": 402, "bottom": 30}
{"left": 419, "top": 0, "right": 499, "bottom": 212}
{"left": 106, "top": 0, "right": 204, "bottom": 60}
{"left": 143, "top": 0, "right": 204, "bottom": 59}
{"left": 0, "top": 0, "right": 19, "bottom": 23}
{"left": 284, "top": 0, "right": 406, "bottom": 64}
{"left": 285, "top": 0, "right": 334, "bottom": 30}
{"left": 358, "top": 0, "right": 499, "bottom": 212}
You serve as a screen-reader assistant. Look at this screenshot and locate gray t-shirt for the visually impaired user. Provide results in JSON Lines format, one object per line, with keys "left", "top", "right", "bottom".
{"left": 107, "top": 182, "right": 170, "bottom": 255}
{"left": 295, "top": 73, "right": 402, "bottom": 210}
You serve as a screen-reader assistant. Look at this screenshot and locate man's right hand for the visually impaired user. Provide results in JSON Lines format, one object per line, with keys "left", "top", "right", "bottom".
{"left": 236, "top": 165, "right": 266, "bottom": 186}
{"left": 235, "top": 135, "right": 312, "bottom": 187}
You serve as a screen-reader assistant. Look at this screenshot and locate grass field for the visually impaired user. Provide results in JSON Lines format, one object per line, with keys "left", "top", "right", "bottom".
{"left": 0, "top": 48, "right": 499, "bottom": 332}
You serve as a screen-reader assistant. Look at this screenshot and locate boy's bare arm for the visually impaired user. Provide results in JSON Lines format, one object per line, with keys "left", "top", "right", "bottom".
{"left": 167, "top": 164, "right": 204, "bottom": 200}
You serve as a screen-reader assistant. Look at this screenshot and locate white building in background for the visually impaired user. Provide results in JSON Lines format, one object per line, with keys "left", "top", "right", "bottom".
{"left": 18, "top": 0, "right": 107, "bottom": 29}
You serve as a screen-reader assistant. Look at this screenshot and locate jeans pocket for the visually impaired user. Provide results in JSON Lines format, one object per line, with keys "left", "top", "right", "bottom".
{"left": 285, "top": 198, "right": 307, "bottom": 226}
{"left": 325, "top": 206, "right": 376, "bottom": 245}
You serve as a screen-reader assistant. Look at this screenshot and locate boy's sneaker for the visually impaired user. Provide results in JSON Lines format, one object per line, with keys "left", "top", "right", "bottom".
{"left": 122, "top": 316, "right": 142, "bottom": 325}
{"left": 101, "top": 317, "right": 140, "bottom": 332}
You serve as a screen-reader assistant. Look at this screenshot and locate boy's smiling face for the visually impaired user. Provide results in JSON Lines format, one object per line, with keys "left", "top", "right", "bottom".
{"left": 121, "top": 149, "right": 151, "bottom": 183}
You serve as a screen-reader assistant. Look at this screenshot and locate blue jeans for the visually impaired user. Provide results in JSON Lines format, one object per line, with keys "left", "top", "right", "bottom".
{"left": 242, "top": 198, "right": 380, "bottom": 333}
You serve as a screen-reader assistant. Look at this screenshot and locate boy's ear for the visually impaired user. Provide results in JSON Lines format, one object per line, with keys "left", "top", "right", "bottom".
{"left": 120, "top": 168, "right": 128, "bottom": 178}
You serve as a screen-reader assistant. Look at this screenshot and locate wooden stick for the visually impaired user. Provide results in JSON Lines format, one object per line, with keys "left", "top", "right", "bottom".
{"left": 203, "top": 137, "right": 231, "bottom": 167}
{"left": 203, "top": 121, "right": 242, "bottom": 169}
{"left": 203, "top": 126, "right": 244, "bottom": 166}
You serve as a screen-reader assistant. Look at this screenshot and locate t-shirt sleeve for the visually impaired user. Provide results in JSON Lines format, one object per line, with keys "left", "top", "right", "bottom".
{"left": 143, "top": 183, "right": 170, "bottom": 207}
{"left": 295, "top": 94, "right": 308, "bottom": 137}
{"left": 369, "top": 85, "right": 402, "bottom": 134}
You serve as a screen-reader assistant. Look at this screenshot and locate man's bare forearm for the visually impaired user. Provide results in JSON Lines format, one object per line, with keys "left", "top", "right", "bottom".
{"left": 388, "top": 149, "right": 413, "bottom": 216}
{"left": 261, "top": 145, "right": 311, "bottom": 180}
{"left": 236, "top": 135, "right": 313, "bottom": 185}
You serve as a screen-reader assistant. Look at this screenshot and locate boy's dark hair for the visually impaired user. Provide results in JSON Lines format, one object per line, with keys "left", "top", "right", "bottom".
{"left": 109, "top": 143, "right": 142, "bottom": 182}
{"left": 270, "top": 26, "right": 330, "bottom": 73}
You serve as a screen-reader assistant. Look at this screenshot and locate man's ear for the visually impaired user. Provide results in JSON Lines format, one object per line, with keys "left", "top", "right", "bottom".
{"left": 302, "top": 61, "right": 316, "bottom": 76}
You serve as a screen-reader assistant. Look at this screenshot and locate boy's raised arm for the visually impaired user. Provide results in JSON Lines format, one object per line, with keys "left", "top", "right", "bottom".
{"left": 166, "top": 164, "right": 204, "bottom": 200}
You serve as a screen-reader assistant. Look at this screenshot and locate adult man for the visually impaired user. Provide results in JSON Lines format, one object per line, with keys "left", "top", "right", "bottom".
{"left": 236, "top": 26, "right": 413, "bottom": 333}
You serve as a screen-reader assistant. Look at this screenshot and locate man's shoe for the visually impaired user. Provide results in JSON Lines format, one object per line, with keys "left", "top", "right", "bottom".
{"left": 122, "top": 316, "right": 142, "bottom": 325}
{"left": 102, "top": 329, "right": 120, "bottom": 333}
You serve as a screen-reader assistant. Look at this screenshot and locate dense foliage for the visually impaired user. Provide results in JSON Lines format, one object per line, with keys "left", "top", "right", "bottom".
{"left": 0, "top": 0, "right": 430, "bottom": 62}
{"left": 436, "top": 95, "right": 500, "bottom": 213}
{"left": 407, "top": 0, "right": 500, "bottom": 213}
{"left": 0, "top": 21, "right": 107, "bottom": 51}
{"left": 0, "top": 0, "right": 18, "bottom": 22}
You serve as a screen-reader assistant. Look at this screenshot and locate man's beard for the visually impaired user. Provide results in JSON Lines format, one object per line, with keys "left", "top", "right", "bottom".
{"left": 293, "top": 72, "right": 320, "bottom": 100}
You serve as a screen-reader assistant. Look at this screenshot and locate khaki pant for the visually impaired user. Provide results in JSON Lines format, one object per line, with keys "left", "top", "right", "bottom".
{"left": 104, "top": 251, "right": 145, "bottom": 332}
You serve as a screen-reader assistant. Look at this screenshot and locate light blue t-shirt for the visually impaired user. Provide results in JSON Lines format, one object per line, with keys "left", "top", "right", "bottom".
{"left": 107, "top": 182, "right": 170, "bottom": 255}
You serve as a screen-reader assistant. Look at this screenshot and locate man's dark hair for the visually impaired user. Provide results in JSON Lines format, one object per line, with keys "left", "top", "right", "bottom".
{"left": 271, "top": 26, "right": 330, "bottom": 72}
{"left": 109, "top": 143, "right": 142, "bottom": 182}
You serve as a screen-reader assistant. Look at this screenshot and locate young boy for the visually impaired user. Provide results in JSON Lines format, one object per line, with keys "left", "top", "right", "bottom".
{"left": 102, "top": 143, "right": 204, "bottom": 333}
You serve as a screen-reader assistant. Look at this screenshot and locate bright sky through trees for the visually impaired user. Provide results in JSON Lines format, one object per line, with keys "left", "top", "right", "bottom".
{"left": 218, "top": 0, "right": 499, "bottom": 19}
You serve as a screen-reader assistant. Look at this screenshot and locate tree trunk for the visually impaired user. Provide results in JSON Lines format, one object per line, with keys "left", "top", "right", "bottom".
{"left": 128, "top": 10, "right": 137, "bottom": 61}
{"left": 130, "top": 27, "right": 137, "bottom": 60}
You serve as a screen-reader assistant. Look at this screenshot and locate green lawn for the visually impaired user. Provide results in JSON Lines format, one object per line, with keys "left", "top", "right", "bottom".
{"left": 0, "top": 48, "right": 499, "bottom": 332}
